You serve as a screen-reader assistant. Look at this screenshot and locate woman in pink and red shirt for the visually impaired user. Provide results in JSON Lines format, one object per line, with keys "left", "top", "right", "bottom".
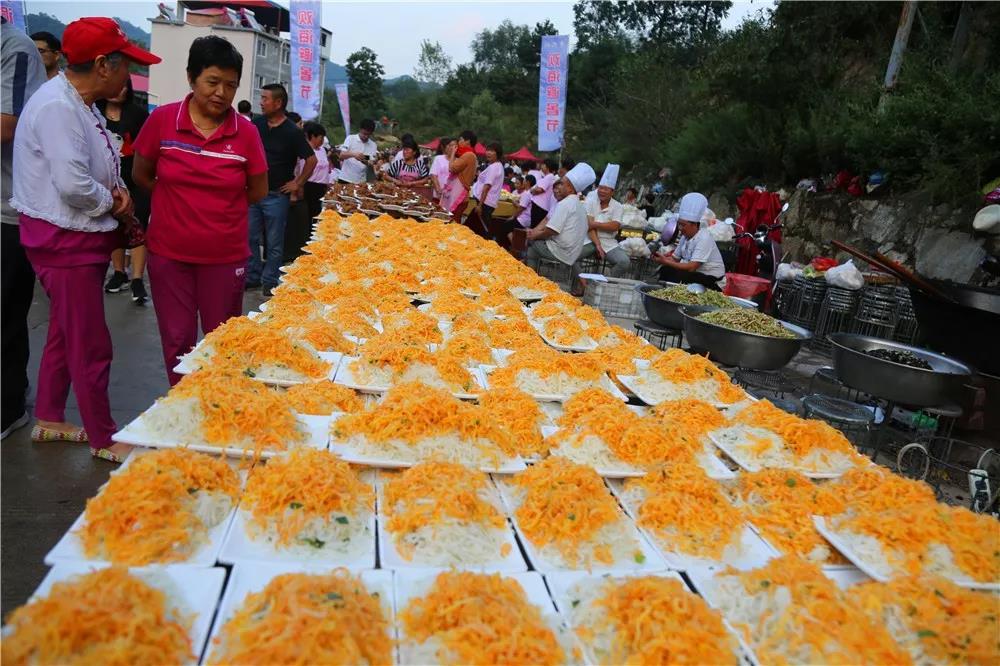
{"left": 133, "top": 36, "right": 268, "bottom": 385}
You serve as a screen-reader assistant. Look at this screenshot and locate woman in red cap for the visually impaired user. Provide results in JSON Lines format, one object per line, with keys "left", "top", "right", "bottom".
{"left": 11, "top": 17, "right": 161, "bottom": 463}
{"left": 132, "top": 36, "right": 268, "bottom": 386}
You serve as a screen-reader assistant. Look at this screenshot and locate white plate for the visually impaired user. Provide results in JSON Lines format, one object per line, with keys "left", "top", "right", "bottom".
{"left": 334, "top": 356, "right": 485, "bottom": 399}
{"left": 375, "top": 472, "right": 527, "bottom": 572}
{"left": 329, "top": 415, "right": 527, "bottom": 474}
{"left": 217, "top": 470, "right": 376, "bottom": 567}
{"left": 813, "top": 516, "right": 999, "bottom": 591}
{"left": 205, "top": 563, "right": 395, "bottom": 664}
{"left": 44, "top": 450, "right": 242, "bottom": 566}
{"left": 113, "top": 410, "right": 330, "bottom": 459}
{"left": 616, "top": 373, "right": 743, "bottom": 409}
{"left": 545, "top": 570, "right": 756, "bottom": 666}
{"left": 173, "top": 344, "right": 342, "bottom": 388}
{"left": 707, "top": 429, "right": 849, "bottom": 480}
{"left": 11, "top": 563, "right": 226, "bottom": 665}
{"left": 607, "top": 480, "right": 777, "bottom": 571}
{"left": 477, "top": 365, "right": 628, "bottom": 404}
{"left": 529, "top": 319, "right": 599, "bottom": 353}
{"left": 509, "top": 288, "right": 545, "bottom": 302}
{"left": 494, "top": 478, "right": 666, "bottom": 573}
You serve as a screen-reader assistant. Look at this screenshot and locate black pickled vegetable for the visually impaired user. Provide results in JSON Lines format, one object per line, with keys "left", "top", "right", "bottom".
{"left": 864, "top": 348, "right": 932, "bottom": 370}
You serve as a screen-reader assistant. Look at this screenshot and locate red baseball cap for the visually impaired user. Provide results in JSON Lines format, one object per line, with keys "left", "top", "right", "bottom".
{"left": 62, "top": 17, "right": 161, "bottom": 66}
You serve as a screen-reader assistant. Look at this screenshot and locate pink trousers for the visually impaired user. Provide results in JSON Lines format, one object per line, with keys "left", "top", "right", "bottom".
{"left": 30, "top": 262, "right": 117, "bottom": 449}
{"left": 148, "top": 252, "right": 247, "bottom": 386}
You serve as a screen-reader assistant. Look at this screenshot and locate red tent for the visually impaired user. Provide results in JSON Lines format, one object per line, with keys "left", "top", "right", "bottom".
{"left": 418, "top": 137, "right": 441, "bottom": 151}
{"left": 506, "top": 146, "right": 539, "bottom": 162}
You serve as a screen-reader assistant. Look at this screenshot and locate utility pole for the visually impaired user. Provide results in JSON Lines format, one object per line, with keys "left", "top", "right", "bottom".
{"left": 879, "top": 0, "right": 918, "bottom": 113}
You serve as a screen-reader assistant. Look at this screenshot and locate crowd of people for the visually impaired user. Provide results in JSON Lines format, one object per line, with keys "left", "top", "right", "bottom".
{"left": 0, "top": 15, "right": 727, "bottom": 463}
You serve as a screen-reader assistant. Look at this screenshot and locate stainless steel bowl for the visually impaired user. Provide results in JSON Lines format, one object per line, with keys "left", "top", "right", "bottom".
{"left": 637, "top": 283, "right": 756, "bottom": 329}
{"left": 829, "top": 333, "right": 973, "bottom": 407}
{"left": 680, "top": 306, "right": 811, "bottom": 370}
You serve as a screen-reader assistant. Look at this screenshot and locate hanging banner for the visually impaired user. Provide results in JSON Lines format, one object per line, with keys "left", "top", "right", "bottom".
{"left": 334, "top": 82, "right": 350, "bottom": 138}
{"left": 537, "top": 34, "right": 569, "bottom": 152}
{"left": 0, "top": 0, "right": 27, "bottom": 31}
{"left": 290, "top": 0, "right": 322, "bottom": 120}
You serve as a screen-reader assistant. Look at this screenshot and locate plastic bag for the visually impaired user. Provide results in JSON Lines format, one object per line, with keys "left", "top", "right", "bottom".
{"left": 775, "top": 262, "right": 802, "bottom": 282}
{"left": 620, "top": 237, "right": 651, "bottom": 258}
{"left": 825, "top": 260, "right": 864, "bottom": 290}
{"left": 707, "top": 220, "right": 734, "bottom": 242}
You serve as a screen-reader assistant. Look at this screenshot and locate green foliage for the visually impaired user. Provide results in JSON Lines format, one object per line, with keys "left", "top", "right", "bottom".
{"left": 345, "top": 47, "right": 386, "bottom": 124}
{"left": 414, "top": 40, "right": 453, "bottom": 86}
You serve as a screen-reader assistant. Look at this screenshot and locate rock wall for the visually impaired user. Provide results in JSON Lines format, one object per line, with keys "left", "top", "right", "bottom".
{"left": 736, "top": 190, "right": 996, "bottom": 284}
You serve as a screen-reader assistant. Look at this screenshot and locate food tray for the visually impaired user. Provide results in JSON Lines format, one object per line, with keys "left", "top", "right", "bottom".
{"left": 333, "top": 355, "right": 486, "bottom": 399}
{"left": 528, "top": 318, "right": 599, "bottom": 352}
{"left": 606, "top": 479, "right": 778, "bottom": 571}
{"left": 813, "top": 516, "right": 998, "bottom": 591}
{"left": 13, "top": 562, "right": 226, "bottom": 665}
{"left": 217, "top": 470, "right": 377, "bottom": 567}
{"left": 494, "top": 478, "right": 665, "bottom": 573}
{"left": 545, "top": 570, "right": 757, "bottom": 666}
{"left": 205, "top": 563, "right": 395, "bottom": 664}
{"left": 477, "top": 364, "right": 628, "bottom": 403}
{"left": 375, "top": 471, "right": 527, "bottom": 572}
{"left": 174, "top": 345, "right": 342, "bottom": 387}
{"left": 113, "top": 410, "right": 330, "bottom": 459}
{"left": 615, "top": 373, "right": 739, "bottom": 409}
{"left": 707, "top": 427, "right": 852, "bottom": 479}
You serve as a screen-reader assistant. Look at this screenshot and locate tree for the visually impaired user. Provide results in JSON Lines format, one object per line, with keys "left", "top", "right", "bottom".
{"left": 414, "top": 40, "right": 453, "bottom": 85}
{"left": 345, "top": 47, "right": 386, "bottom": 120}
{"left": 472, "top": 20, "right": 533, "bottom": 71}
{"left": 573, "top": 0, "right": 731, "bottom": 51}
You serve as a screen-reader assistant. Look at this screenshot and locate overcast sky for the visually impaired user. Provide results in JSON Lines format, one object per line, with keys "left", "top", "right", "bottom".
{"left": 32, "top": 0, "right": 770, "bottom": 78}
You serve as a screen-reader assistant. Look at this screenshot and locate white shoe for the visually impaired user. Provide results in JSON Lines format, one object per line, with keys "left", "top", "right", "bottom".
{"left": 1, "top": 412, "right": 30, "bottom": 440}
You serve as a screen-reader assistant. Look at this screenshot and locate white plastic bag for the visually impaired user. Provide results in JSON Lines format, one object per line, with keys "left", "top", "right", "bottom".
{"left": 825, "top": 260, "right": 864, "bottom": 290}
{"left": 706, "top": 220, "right": 734, "bottom": 242}
{"left": 775, "top": 262, "right": 802, "bottom": 282}
{"left": 620, "top": 236, "right": 651, "bottom": 258}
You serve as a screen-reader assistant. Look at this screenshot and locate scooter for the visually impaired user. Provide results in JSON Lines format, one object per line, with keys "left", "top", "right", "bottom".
{"left": 733, "top": 202, "right": 788, "bottom": 281}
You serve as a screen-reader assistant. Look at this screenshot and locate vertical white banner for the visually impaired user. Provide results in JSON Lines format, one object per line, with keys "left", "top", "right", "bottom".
{"left": 537, "top": 35, "right": 569, "bottom": 152}
{"left": 334, "top": 82, "right": 350, "bottom": 138}
{"left": 290, "top": 0, "right": 322, "bottom": 120}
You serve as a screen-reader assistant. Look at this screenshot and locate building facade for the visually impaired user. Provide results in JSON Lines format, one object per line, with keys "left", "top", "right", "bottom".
{"left": 147, "top": 2, "right": 330, "bottom": 115}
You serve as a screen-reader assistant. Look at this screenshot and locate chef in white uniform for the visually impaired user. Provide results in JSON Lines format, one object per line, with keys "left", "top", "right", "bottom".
{"left": 651, "top": 192, "right": 726, "bottom": 290}
{"left": 525, "top": 163, "right": 596, "bottom": 271}
{"left": 571, "top": 164, "right": 630, "bottom": 292}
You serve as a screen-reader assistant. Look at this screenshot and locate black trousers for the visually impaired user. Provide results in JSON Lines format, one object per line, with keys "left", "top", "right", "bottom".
{"left": 658, "top": 264, "right": 722, "bottom": 290}
{"left": 530, "top": 202, "right": 548, "bottom": 228}
{"left": 1, "top": 223, "right": 35, "bottom": 427}
{"left": 304, "top": 181, "right": 327, "bottom": 221}
{"left": 283, "top": 199, "right": 311, "bottom": 263}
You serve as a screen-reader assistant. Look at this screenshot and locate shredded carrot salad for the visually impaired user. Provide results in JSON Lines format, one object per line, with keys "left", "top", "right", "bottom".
{"left": 2, "top": 567, "right": 194, "bottom": 665}
{"left": 281, "top": 380, "right": 364, "bottom": 415}
{"left": 649, "top": 398, "right": 726, "bottom": 436}
{"left": 511, "top": 457, "right": 625, "bottom": 566}
{"left": 580, "top": 576, "right": 739, "bottom": 664}
{"left": 400, "top": 571, "right": 565, "bottom": 665}
{"left": 382, "top": 462, "right": 506, "bottom": 558}
{"left": 333, "top": 382, "right": 515, "bottom": 456}
{"left": 241, "top": 449, "right": 373, "bottom": 547}
{"left": 729, "top": 556, "right": 911, "bottom": 664}
{"left": 542, "top": 315, "right": 591, "bottom": 346}
{"left": 730, "top": 468, "right": 848, "bottom": 564}
{"left": 647, "top": 348, "right": 745, "bottom": 403}
{"left": 196, "top": 316, "right": 331, "bottom": 379}
{"left": 628, "top": 463, "right": 744, "bottom": 559}
{"left": 476, "top": 387, "right": 548, "bottom": 456}
{"left": 165, "top": 367, "right": 306, "bottom": 452}
{"left": 853, "top": 575, "right": 1000, "bottom": 665}
{"left": 80, "top": 449, "right": 239, "bottom": 564}
{"left": 483, "top": 316, "right": 544, "bottom": 350}
{"left": 439, "top": 331, "right": 493, "bottom": 366}
{"left": 491, "top": 347, "right": 606, "bottom": 386}
{"left": 732, "top": 399, "right": 859, "bottom": 456}
{"left": 208, "top": 570, "right": 392, "bottom": 665}
{"left": 381, "top": 309, "right": 443, "bottom": 344}
{"left": 556, "top": 388, "right": 627, "bottom": 427}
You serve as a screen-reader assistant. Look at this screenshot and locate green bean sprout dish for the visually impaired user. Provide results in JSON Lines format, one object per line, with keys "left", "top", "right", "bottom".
{"left": 649, "top": 285, "right": 736, "bottom": 308}
{"left": 697, "top": 309, "right": 797, "bottom": 339}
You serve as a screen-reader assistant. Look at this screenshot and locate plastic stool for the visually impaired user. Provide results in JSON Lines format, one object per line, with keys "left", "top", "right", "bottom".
{"left": 801, "top": 393, "right": 876, "bottom": 452}
{"left": 633, "top": 319, "right": 682, "bottom": 350}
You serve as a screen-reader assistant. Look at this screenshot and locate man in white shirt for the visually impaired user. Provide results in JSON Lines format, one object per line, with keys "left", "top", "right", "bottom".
{"left": 572, "top": 164, "right": 630, "bottom": 292}
{"left": 651, "top": 192, "right": 726, "bottom": 289}
{"left": 337, "top": 117, "right": 377, "bottom": 184}
{"left": 525, "top": 162, "right": 595, "bottom": 270}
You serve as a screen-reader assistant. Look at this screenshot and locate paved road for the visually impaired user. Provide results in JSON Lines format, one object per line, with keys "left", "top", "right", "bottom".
{"left": 0, "top": 276, "right": 265, "bottom": 616}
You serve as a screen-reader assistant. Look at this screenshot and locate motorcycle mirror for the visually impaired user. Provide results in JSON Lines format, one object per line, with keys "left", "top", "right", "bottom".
{"left": 781, "top": 202, "right": 790, "bottom": 213}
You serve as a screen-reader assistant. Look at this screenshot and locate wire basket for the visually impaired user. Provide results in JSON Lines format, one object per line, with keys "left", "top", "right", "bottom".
{"left": 582, "top": 277, "right": 646, "bottom": 320}
{"left": 533, "top": 258, "right": 571, "bottom": 286}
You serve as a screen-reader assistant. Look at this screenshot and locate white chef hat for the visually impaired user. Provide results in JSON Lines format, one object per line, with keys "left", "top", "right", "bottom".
{"left": 677, "top": 192, "right": 708, "bottom": 223}
{"left": 565, "top": 162, "right": 596, "bottom": 193}
{"left": 599, "top": 163, "right": 620, "bottom": 189}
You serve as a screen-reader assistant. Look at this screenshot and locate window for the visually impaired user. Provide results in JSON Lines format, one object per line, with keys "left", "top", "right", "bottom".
{"left": 255, "top": 75, "right": 266, "bottom": 89}
{"left": 281, "top": 46, "right": 290, "bottom": 65}
{"left": 320, "top": 32, "right": 327, "bottom": 47}
{"left": 256, "top": 40, "right": 267, "bottom": 57}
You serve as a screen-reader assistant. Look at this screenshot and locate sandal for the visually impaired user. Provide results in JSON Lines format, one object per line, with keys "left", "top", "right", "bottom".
{"left": 31, "top": 424, "right": 88, "bottom": 443}
{"left": 91, "top": 447, "right": 126, "bottom": 464}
